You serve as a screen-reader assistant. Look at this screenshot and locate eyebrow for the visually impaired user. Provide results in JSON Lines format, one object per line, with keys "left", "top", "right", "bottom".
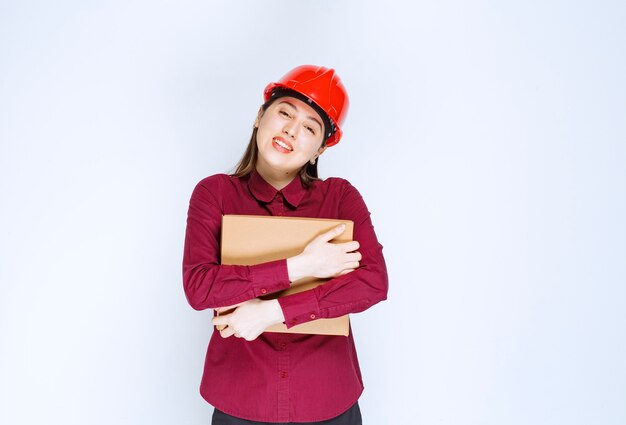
{"left": 278, "top": 101, "right": 323, "bottom": 132}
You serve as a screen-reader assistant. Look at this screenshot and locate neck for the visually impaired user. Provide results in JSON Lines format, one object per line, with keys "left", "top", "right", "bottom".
{"left": 255, "top": 163, "right": 297, "bottom": 191}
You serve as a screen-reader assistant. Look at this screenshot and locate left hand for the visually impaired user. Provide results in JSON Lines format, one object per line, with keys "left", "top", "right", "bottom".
{"left": 212, "top": 299, "right": 285, "bottom": 341}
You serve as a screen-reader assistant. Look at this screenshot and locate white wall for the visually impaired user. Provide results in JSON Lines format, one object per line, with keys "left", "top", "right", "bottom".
{"left": 1, "top": 1, "right": 624, "bottom": 424}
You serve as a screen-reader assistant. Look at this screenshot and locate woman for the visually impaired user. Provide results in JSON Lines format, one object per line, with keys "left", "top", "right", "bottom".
{"left": 182, "top": 65, "right": 388, "bottom": 424}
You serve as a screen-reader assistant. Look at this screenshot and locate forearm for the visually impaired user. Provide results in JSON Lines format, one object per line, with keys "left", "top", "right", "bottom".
{"left": 213, "top": 298, "right": 286, "bottom": 340}
{"left": 286, "top": 253, "right": 311, "bottom": 283}
{"left": 183, "top": 259, "right": 291, "bottom": 311}
{"left": 279, "top": 245, "right": 388, "bottom": 328}
{"left": 186, "top": 252, "right": 311, "bottom": 311}
{"left": 279, "top": 179, "right": 389, "bottom": 329}
{"left": 184, "top": 179, "right": 295, "bottom": 311}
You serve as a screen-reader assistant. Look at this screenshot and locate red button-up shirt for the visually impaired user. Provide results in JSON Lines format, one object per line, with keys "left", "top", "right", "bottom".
{"left": 182, "top": 167, "right": 388, "bottom": 423}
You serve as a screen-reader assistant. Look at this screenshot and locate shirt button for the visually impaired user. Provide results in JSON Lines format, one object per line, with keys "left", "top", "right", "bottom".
{"left": 260, "top": 288, "right": 267, "bottom": 294}
{"left": 310, "top": 314, "right": 316, "bottom": 319}
{"left": 278, "top": 342, "right": 287, "bottom": 350}
{"left": 280, "top": 371, "right": 288, "bottom": 378}
{"left": 277, "top": 212, "right": 283, "bottom": 216}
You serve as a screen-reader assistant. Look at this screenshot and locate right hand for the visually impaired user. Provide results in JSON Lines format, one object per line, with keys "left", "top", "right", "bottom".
{"left": 300, "top": 224, "right": 361, "bottom": 279}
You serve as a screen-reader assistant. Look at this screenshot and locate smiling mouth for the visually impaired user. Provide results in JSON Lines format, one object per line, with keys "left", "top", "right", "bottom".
{"left": 272, "top": 137, "right": 293, "bottom": 152}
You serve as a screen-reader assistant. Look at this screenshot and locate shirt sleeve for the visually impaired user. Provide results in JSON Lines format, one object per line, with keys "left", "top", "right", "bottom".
{"left": 277, "top": 179, "right": 389, "bottom": 329}
{"left": 182, "top": 177, "right": 291, "bottom": 311}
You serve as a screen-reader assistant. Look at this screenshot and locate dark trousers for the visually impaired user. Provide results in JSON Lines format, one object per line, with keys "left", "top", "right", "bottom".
{"left": 211, "top": 401, "right": 362, "bottom": 425}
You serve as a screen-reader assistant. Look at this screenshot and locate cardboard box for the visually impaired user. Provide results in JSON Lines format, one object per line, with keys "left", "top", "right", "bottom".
{"left": 219, "top": 214, "right": 353, "bottom": 336}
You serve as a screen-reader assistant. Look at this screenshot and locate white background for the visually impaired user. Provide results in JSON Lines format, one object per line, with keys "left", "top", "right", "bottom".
{"left": 1, "top": 1, "right": 625, "bottom": 424}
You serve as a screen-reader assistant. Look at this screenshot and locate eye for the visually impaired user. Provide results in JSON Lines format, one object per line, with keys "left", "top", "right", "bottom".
{"left": 279, "top": 110, "right": 290, "bottom": 118}
{"left": 306, "top": 126, "right": 315, "bottom": 134}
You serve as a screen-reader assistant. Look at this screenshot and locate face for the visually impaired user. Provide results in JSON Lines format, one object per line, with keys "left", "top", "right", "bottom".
{"left": 254, "top": 96, "right": 327, "bottom": 176}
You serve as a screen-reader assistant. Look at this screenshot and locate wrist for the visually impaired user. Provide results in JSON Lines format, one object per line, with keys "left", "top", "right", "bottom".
{"left": 286, "top": 253, "right": 310, "bottom": 283}
{"left": 268, "top": 299, "right": 285, "bottom": 324}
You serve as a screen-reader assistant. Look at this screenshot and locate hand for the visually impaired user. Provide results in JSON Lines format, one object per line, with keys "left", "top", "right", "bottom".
{"left": 212, "top": 299, "right": 285, "bottom": 341}
{"left": 298, "top": 224, "right": 361, "bottom": 279}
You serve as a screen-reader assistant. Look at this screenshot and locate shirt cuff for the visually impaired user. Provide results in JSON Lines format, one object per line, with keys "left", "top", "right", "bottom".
{"left": 249, "top": 258, "right": 291, "bottom": 297}
{"left": 277, "top": 289, "right": 321, "bottom": 329}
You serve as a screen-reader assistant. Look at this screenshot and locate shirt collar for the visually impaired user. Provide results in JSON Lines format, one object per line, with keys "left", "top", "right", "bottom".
{"left": 247, "top": 167, "right": 307, "bottom": 208}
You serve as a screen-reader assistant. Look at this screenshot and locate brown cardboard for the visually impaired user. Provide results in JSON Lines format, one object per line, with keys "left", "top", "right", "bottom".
{"left": 219, "top": 214, "right": 353, "bottom": 336}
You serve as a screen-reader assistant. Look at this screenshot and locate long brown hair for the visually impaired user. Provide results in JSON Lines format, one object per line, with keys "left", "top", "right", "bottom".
{"left": 229, "top": 96, "right": 327, "bottom": 190}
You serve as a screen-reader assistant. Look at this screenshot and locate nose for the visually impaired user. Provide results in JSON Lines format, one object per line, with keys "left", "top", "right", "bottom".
{"left": 282, "top": 121, "right": 297, "bottom": 139}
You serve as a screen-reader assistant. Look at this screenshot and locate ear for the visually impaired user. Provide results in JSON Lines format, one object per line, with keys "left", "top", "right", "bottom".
{"left": 316, "top": 145, "right": 327, "bottom": 158}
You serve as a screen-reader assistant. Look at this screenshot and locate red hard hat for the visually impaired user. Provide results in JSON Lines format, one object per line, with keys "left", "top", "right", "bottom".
{"left": 263, "top": 65, "right": 349, "bottom": 147}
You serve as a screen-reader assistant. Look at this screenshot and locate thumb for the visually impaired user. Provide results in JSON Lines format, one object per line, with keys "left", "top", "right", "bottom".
{"left": 215, "top": 301, "right": 245, "bottom": 313}
{"left": 212, "top": 315, "right": 229, "bottom": 326}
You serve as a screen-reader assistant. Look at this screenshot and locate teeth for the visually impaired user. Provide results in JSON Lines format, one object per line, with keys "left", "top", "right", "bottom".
{"left": 274, "top": 138, "right": 292, "bottom": 151}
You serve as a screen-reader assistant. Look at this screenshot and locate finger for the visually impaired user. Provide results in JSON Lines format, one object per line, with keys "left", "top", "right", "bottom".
{"left": 215, "top": 307, "right": 236, "bottom": 317}
{"left": 244, "top": 332, "right": 260, "bottom": 341}
{"left": 344, "top": 261, "right": 360, "bottom": 269}
{"left": 338, "top": 268, "right": 355, "bottom": 276}
{"left": 318, "top": 224, "right": 347, "bottom": 242}
{"left": 220, "top": 326, "right": 236, "bottom": 339}
{"left": 213, "top": 308, "right": 233, "bottom": 331}
{"left": 215, "top": 301, "right": 246, "bottom": 313}
{"left": 339, "top": 240, "right": 360, "bottom": 252}
{"left": 346, "top": 251, "right": 362, "bottom": 262}
{"left": 212, "top": 314, "right": 231, "bottom": 327}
